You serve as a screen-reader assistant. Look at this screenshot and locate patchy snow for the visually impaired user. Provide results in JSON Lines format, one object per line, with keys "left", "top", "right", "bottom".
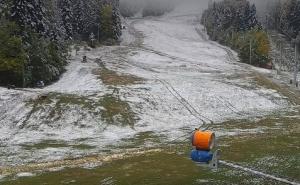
{"left": 121, "top": 18, "right": 136, "bottom": 46}
{"left": 0, "top": 175, "right": 6, "bottom": 181}
{"left": 251, "top": 66, "right": 272, "bottom": 74}
{"left": 135, "top": 20, "right": 239, "bottom": 73}
{"left": 0, "top": 7, "right": 290, "bottom": 168}
{"left": 124, "top": 14, "right": 287, "bottom": 126}
{"left": 45, "top": 47, "right": 105, "bottom": 95}
{"left": 16, "top": 172, "right": 35, "bottom": 178}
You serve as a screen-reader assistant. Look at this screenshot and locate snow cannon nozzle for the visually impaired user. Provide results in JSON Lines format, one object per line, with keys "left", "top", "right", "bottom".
{"left": 192, "top": 130, "right": 215, "bottom": 151}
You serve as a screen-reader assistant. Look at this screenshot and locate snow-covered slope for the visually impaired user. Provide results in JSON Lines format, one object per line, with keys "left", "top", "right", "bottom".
{"left": 45, "top": 52, "right": 104, "bottom": 95}
{"left": 0, "top": 5, "right": 289, "bottom": 168}
{"left": 119, "top": 13, "right": 288, "bottom": 137}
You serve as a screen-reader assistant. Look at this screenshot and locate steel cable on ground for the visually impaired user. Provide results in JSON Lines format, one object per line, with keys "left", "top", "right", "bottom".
{"left": 163, "top": 79, "right": 214, "bottom": 123}
{"left": 219, "top": 160, "right": 300, "bottom": 185}
{"left": 123, "top": 18, "right": 300, "bottom": 185}
{"left": 154, "top": 77, "right": 216, "bottom": 144}
{"left": 157, "top": 79, "right": 300, "bottom": 184}
{"left": 214, "top": 96, "right": 244, "bottom": 116}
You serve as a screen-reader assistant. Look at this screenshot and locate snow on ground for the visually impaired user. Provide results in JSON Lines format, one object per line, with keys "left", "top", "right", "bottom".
{"left": 117, "top": 10, "right": 288, "bottom": 139}
{"left": 128, "top": 16, "right": 286, "bottom": 112}
{"left": 0, "top": 47, "right": 119, "bottom": 166}
{"left": 120, "top": 18, "right": 136, "bottom": 46}
{"left": 135, "top": 19, "right": 239, "bottom": 73}
{"left": 0, "top": 4, "right": 290, "bottom": 167}
{"left": 45, "top": 47, "right": 106, "bottom": 95}
{"left": 16, "top": 172, "right": 35, "bottom": 178}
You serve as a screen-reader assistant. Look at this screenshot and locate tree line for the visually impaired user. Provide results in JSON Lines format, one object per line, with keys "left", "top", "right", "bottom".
{"left": 201, "top": 0, "right": 271, "bottom": 67}
{"left": 0, "top": 0, "right": 122, "bottom": 87}
{"left": 266, "top": 0, "right": 300, "bottom": 43}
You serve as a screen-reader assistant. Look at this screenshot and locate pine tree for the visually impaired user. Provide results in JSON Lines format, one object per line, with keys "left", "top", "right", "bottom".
{"left": 72, "top": 0, "right": 84, "bottom": 36}
{"left": 0, "top": 1, "right": 4, "bottom": 18}
{"left": 249, "top": 4, "right": 258, "bottom": 29}
{"left": 10, "top": 0, "right": 48, "bottom": 36}
{"left": 43, "top": 0, "right": 66, "bottom": 41}
{"left": 201, "top": 0, "right": 268, "bottom": 66}
{"left": 0, "top": 0, "right": 122, "bottom": 86}
{"left": 72, "top": 0, "right": 98, "bottom": 39}
{"left": 239, "top": 2, "right": 250, "bottom": 31}
{"left": 0, "top": 0, "right": 10, "bottom": 18}
{"left": 243, "top": 3, "right": 258, "bottom": 31}
{"left": 59, "top": 0, "right": 73, "bottom": 39}
{"left": 289, "top": 0, "right": 300, "bottom": 38}
{"left": 112, "top": 6, "right": 122, "bottom": 40}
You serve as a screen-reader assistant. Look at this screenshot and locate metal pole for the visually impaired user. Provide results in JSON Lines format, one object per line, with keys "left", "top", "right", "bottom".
{"left": 250, "top": 40, "right": 252, "bottom": 65}
{"left": 98, "top": 24, "right": 100, "bottom": 41}
{"left": 280, "top": 43, "right": 282, "bottom": 72}
{"left": 22, "top": 62, "right": 25, "bottom": 88}
{"left": 294, "top": 44, "right": 298, "bottom": 86}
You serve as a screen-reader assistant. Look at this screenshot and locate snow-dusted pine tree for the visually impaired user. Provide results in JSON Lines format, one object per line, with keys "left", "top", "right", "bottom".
{"left": 0, "top": 0, "right": 10, "bottom": 18}
{"left": 59, "top": 0, "right": 73, "bottom": 39}
{"left": 0, "top": 1, "right": 4, "bottom": 18}
{"left": 112, "top": 6, "right": 122, "bottom": 40}
{"left": 288, "top": 0, "right": 300, "bottom": 38}
{"left": 72, "top": 0, "right": 98, "bottom": 39}
{"left": 240, "top": 2, "right": 258, "bottom": 31}
{"left": 11, "top": 0, "right": 48, "bottom": 36}
{"left": 248, "top": 4, "right": 258, "bottom": 29}
{"left": 72, "top": 0, "right": 84, "bottom": 36}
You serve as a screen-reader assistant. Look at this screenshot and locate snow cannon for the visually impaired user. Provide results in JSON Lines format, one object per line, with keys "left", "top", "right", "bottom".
{"left": 192, "top": 130, "right": 215, "bottom": 151}
{"left": 191, "top": 129, "right": 219, "bottom": 169}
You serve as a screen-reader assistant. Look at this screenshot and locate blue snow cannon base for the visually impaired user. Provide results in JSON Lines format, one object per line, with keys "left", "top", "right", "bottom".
{"left": 191, "top": 150, "right": 213, "bottom": 163}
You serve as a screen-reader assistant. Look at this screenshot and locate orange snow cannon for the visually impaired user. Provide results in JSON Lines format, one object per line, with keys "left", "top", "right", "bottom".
{"left": 192, "top": 129, "right": 215, "bottom": 151}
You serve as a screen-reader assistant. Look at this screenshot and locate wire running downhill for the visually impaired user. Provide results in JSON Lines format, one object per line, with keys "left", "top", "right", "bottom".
{"left": 156, "top": 78, "right": 214, "bottom": 130}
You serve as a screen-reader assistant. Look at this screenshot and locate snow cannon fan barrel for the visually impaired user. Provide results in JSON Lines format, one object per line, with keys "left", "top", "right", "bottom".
{"left": 192, "top": 129, "right": 215, "bottom": 151}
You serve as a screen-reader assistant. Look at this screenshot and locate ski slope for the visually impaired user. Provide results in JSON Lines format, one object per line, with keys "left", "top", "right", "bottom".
{"left": 0, "top": 5, "right": 290, "bottom": 169}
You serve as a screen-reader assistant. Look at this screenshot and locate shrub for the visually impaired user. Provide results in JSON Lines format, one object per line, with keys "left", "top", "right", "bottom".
{"left": 0, "top": 21, "right": 26, "bottom": 86}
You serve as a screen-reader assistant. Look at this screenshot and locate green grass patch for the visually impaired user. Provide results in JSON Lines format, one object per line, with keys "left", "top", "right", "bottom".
{"left": 25, "top": 92, "right": 138, "bottom": 128}
{"left": 99, "top": 94, "right": 137, "bottom": 127}
{"left": 94, "top": 66, "right": 143, "bottom": 86}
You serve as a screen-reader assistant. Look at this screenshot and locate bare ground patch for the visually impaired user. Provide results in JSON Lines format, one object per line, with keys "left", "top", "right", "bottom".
{"left": 93, "top": 66, "right": 143, "bottom": 86}
{"left": 24, "top": 92, "right": 138, "bottom": 128}
{"left": 99, "top": 94, "right": 138, "bottom": 127}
